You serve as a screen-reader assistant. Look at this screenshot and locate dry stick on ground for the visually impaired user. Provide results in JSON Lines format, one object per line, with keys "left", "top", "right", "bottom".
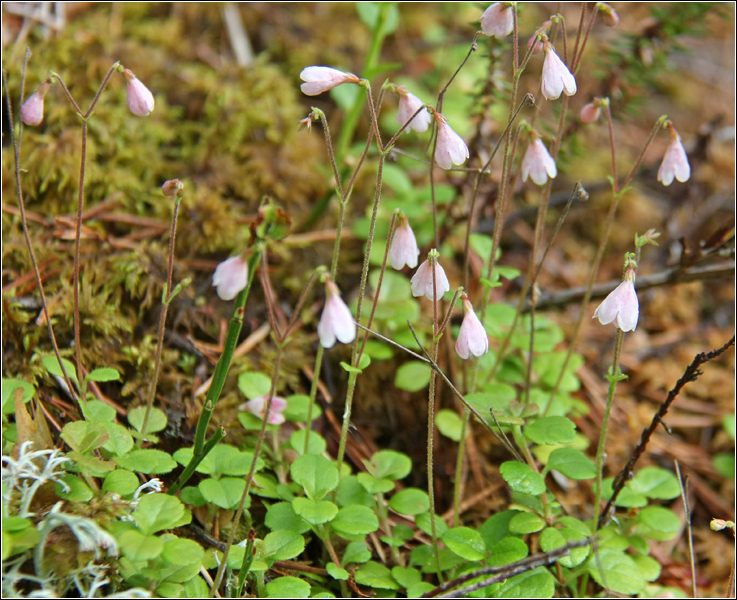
{"left": 421, "top": 538, "right": 593, "bottom": 599}
{"left": 525, "top": 262, "right": 733, "bottom": 312}
{"left": 599, "top": 335, "right": 736, "bottom": 529}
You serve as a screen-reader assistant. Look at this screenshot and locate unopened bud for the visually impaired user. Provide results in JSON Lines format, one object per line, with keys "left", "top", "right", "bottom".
{"left": 161, "top": 179, "right": 183, "bottom": 197}
{"left": 579, "top": 102, "right": 601, "bottom": 125}
{"left": 21, "top": 82, "right": 50, "bottom": 127}
{"left": 598, "top": 3, "right": 620, "bottom": 27}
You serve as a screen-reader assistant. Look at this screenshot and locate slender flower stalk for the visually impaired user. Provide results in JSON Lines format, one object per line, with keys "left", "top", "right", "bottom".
{"left": 138, "top": 182, "right": 186, "bottom": 445}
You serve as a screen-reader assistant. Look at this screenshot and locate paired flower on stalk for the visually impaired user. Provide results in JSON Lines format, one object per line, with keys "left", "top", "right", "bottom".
{"left": 299, "top": 66, "right": 360, "bottom": 96}
{"left": 318, "top": 280, "right": 357, "bottom": 349}
{"left": 212, "top": 254, "right": 249, "bottom": 301}
{"left": 456, "top": 294, "right": 489, "bottom": 359}
{"left": 521, "top": 131, "right": 557, "bottom": 185}
{"left": 480, "top": 2, "right": 515, "bottom": 38}
{"left": 411, "top": 250, "right": 450, "bottom": 301}
{"left": 593, "top": 256, "right": 639, "bottom": 332}
{"left": 541, "top": 42, "right": 577, "bottom": 101}
{"left": 393, "top": 85, "right": 431, "bottom": 134}
{"left": 390, "top": 214, "right": 420, "bottom": 270}
{"left": 240, "top": 395, "right": 287, "bottom": 425}
{"left": 123, "top": 68, "right": 155, "bottom": 117}
{"left": 434, "top": 112, "right": 470, "bottom": 170}
{"left": 657, "top": 124, "right": 690, "bottom": 186}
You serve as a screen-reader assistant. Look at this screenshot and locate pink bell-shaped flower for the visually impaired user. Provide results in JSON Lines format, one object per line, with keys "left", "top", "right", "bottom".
{"left": 21, "top": 82, "right": 50, "bottom": 126}
{"left": 541, "top": 43, "right": 577, "bottom": 101}
{"left": 434, "top": 113, "right": 469, "bottom": 170}
{"left": 456, "top": 296, "right": 489, "bottom": 359}
{"left": 395, "top": 86, "right": 431, "bottom": 133}
{"left": 240, "top": 395, "right": 288, "bottom": 425}
{"left": 480, "top": 3, "right": 514, "bottom": 38}
{"left": 411, "top": 253, "right": 450, "bottom": 301}
{"left": 212, "top": 255, "right": 249, "bottom": 301}
{"left": 123, "top": 69, "right": 155, "bottom": 116}
{"left": 593, "top": 267, "right": 639, "bottom": 332}
{"left": 521, "top": 135, "right": 557, "bottom": 185}
{"left": 657, "top": 127, "right": 690, "bottom": 186}
{"left": 300, "top": 66, "right": 360, "bottom": 96}
{"left": 389, "top": 216, "right": 420, "bottom": 270}
{"left": 318, "top": 281, "right": 356, "bottom": 348}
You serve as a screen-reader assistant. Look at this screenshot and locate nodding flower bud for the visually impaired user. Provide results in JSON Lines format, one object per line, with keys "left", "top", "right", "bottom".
{"left": 480, "top": 3, "right": 514, "bottom": 38}
{"left": 657, "top": 126, "right": 690, "bottom": 186}
{"left": 593, "top": 265, "right": 639, "bottom": 332}
{"left": 318, "top": 281, "right": 356, "bottom": 349}
{"left": 240, "top": 395, "right": 288, "bottom": 425}
{"left": 541, "top": 42, "right": 577, "bottom": 101}
{"left": 456, "top": 296, "right": 489, "bottom": 359}
{"left": 161, "top": 180, "right": 183, "bottom": 197}
{"left": 212, "top": 255, "right": 249, "bottom": 301}
{"left": 123, "top": 69, "right": 155, "bottom": 116}
{"left": 521, "top": 134, "right": 557, "bottom": 185}
{"left": 395, "top": 86, "right": 431, "bottom": 133}
{"left": 579, "top": 102, "right": 602, "bottom": 124}
{"left": 389, "top": 216, "right": 420, "bottom": 270}
{"left": 434, "top": 113, "right": 470, "bottom": 170}
{"left": 598, "top": 2, "right": 620, "bottom": 26}
{"left": 21, "top": 82, "right": 50, "bottom": 126}
{"left": 299, "top": 66, "right": 360, "bottom": 96}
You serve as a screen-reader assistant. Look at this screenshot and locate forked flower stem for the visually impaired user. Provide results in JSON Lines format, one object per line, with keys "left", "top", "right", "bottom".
{"left": 592, "top": 328, "right": 625, "bottom": 532}
{"left": 4, "top": 56, "right": 77, "bottom": 404}
{"left": 138, "top": 192, "right": 183, "bottom": 445}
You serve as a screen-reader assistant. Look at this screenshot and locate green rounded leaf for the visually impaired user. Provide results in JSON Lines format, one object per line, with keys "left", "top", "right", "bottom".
{"left": 127, "top": 406, "right": 168, "bottom": 434}
{"left": 415, "top": 511, "right": 448, "bottom": 537}
{"left": 638, "top": 507, "right": 681, "bottom": 541}
{"left": 391, "top": 566, "right": 422, "bottom": 588}
{"left": 355, "top": 561, "right": 400, "bottom": 590}
{"left": 114, "top": 449, "right": 176, "bottom": 474}
{"left": 547, "top": 448, "right": 596, "bottom": 480}
{"left": 441, "top": 526, "right": 486, "bottom": 561}
{"left": 2, "top": 379, "right": 34, "bottom": 414}
{"left": 119, "top": 530, "right": 164, "bottom": 561}
{"left": 85, "top": 367, "right": 120, "bottom": 382}
{"left": 61, "top": 421, "right": 108, "bottom": 454}
{"left": 337, "top": 475, "right": 375, "bottom": 508}
{"left": 487, "top": 536, "right": 529, "bottom": 566}
{"left": 56, "top": 474, "right": 93, "bottom": 502}
{"left": 290, "top": 430, "right": 327, "bottom": 456}
{"left": 587, "top": 549, "right": 646, "bottom": 595}
{"left": 496, "top": 566, "right": 555, "bottom": 598}
{"left": 83, "top": 400, "right": 116, "bottom": 423}
{"left": 199, "top": 477, "right": 247, "bottom": 510}
{"left": 133, "top": 494, "right": 189, "bottom": 535}
{"left": 500, "top": 461, "right": 546, "bottom": 495}
{"left": 264, "top": 530, "right": 305, "bottom": 561}
{"left": 326, "top": 562, "right": 349, "bottom": 580}
{"left": 524, "top": 417, "right": 576, "bottom": 445}
{"left": 238, "top": 371, "right": 272, "bottom": 400}
{"left": 292, "top": 498, "right": 338, "bottom": 525}
{"left": 265, "top": 576, "right": 311, "bottom": 598}
{"left": 371, "top": 450, "right": 412, "bottom": 480}
{"left": 161, "top": 538, "right": 204, "bottom": 566}
{"left": 103, "top": 469, "right": 140, "bottom": 496}
{"left": 343, "top": 541, "right": 372, "bottom": 565}
{"left": 389, "top": 488, "right": 430, "bottom": 515}
{"left": 357, "top": 472, "right": 395, "bottom": 494}
{"left": 395, "top": 361, "right": 431, "bottom": 392}
{"left": 283, "top": 394, "right": 322, "bottom": 422}
{"left": 331, "top": 505, "right": 379, "bottom": 537}
{"left": 436, "top": 409, "right": 464, "bottom": 442}
{"left": 630, "top": 467, "right": 681, "bottom": 499}
{"left": 265, "top": 502, "right": 310, "bottom": 534}
{"left": 291, "top": 455, "right": 339, "bottom": 501}
{"left": 102, "top": 422, "right": 134, "bottom": 456}
{"left": 508, "top": 512, "right": 546, "bottom": 534}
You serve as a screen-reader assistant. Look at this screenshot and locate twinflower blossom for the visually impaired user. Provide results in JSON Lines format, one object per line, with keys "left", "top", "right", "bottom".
{"left": 521, "top": 136, "right": 557, "bottom": 185}
{"left": 456, "top": 296, "right": 489, "bottom": 359}
{"left": 300, "top": 66, "right": 360, "bottom": 96}
{"left": 579, "top": 102, "right": 601, "bottom": 124}
{"left": 390, "top": 216, "right": 420, "bottom": 270}
{"left": 541, "top": 43, "right": 577, "bottom": 101}
{"left": 480, "top": 3, "right": 514, "bottom": 38}
{"left": 395, "top": 86, "right": 431, "bottom": 133}
{"left": 123, "top": 69, "right": 155, "bottom": 116}
{"left": 593, "top": 267, "right": 639, "bottom": 332}
{"left": 318, "top": 281, "right": 356, "bottom": 348}
{"left": 240, "top": 395, "right": 288, "bottom": 425}
{"left": 21, "top": 82, "right": 50, "bottom": 126}
{"left": 212, "top": 255, "right": 249, "bottom": 301}
{"left": 657, "top": 127, "right": 690, "bottom": 186}
{"left": 434, "top": 113, "right": 469, "bottom": 170}
{"left": 411, "top": 253, "right": 450, "bottom": 301}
